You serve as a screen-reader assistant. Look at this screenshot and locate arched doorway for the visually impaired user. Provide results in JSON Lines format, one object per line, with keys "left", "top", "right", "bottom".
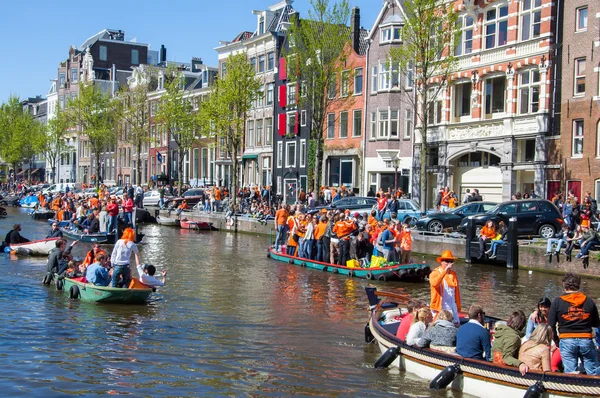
{"left": 450, "top": 151, "right": 502, "bottom": 203}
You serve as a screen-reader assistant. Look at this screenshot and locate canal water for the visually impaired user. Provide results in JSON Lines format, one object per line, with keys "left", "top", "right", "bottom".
{"left": 1, "top": 207, "right": 599, "bottom": 397}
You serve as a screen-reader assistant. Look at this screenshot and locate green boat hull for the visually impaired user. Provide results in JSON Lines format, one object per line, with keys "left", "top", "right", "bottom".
{"left": 268, "top": 247, "right": 430, "bottom": 281}
{"left": 63, "top": 278, "right": 152, "bottom": 304}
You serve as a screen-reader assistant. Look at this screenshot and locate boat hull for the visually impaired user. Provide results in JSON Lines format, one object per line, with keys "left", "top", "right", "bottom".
{"left": 180, "top": 219, "right": 213, "bottom": 230}
{"left": 60, "top": 228, "right": 116, "bottom": 244}
{"left": 268, "top": 247, "right": 430, "bottom": 281}
{"left": 156, "top": 216, "right": 180, "bottom": 226}
{"left": 63, "top": 278, "right": 152, "bottom": 304}
{"left": 48, "top": 219, "right": 70, "bottom": 228}
{"left": 31, "top": 211, "right": 55, "bottom": 220}
{"left": 9, "top": 237, "right": 60, "bottom": 256}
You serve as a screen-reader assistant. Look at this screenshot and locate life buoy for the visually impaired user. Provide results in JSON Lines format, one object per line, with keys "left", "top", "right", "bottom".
{"left": 56, "top": 279, "right": 63, "bottom": 290}
{"left": 69, "top": 285, "right": 80, "bottom": 299}
{"left": 366, "top": 271, "right": 373, "bottom": 280}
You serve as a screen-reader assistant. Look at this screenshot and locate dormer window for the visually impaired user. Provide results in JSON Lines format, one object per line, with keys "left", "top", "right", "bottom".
{"left": 259, "top": 17, "right": 265, "bottom": 35}
{"left": 380, "top": 26, "right": 402, "bottom": 44}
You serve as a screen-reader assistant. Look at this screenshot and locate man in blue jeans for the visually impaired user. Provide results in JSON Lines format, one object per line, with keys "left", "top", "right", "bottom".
{"left": 545, "top": 224, "right": 570, "bottom": 256}
{"left": 575, "top": 225, "right": 599, "bottom": 259}
{"left": 548, "top": 272, "right": 600, "bottom": 375}
{"left": 273, "top": 204, "right": 289, "bottom": 253}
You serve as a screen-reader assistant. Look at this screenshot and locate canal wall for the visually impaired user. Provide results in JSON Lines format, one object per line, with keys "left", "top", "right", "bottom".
{"left": 154, "top": 209, "right": 600, "bottom": 278}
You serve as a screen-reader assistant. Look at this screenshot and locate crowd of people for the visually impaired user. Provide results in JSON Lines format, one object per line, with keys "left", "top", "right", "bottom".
{"left": 392, "top": 251, "right": 600, "bottom": 375}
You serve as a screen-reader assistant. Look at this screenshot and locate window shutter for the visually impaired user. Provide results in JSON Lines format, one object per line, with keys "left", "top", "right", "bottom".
{"left": 295, "top": 112, "right": 299, "bottom": 135}
{"left": 278, "top": 113, "right": 286, "bottom": 136}
{"left": 279, "top": 57, "right": 287, "bottom": 80}
{"left": 279, "top": 85, "right": 287, "bottom": 108}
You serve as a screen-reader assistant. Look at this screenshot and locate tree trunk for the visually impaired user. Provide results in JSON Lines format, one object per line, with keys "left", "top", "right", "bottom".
{"left": 314, "top": 135, "right": 324, "bottom": 193}
{"left": 96, "top": 152, "right": 101, "bottom": 189}
{"left": 136, "top": 142, "right": 142, "bottom": 186}
{"left": 419, "top": 97, "right": 428, "bottom": 214}
{"left": 232, "top": 152, "right": 238, "bottom": 209}
{"left": 178, "top": 149, "right": 184, "bottom": 198}
{"left": 51, "top": 166, "right": 56, "bottom": 184}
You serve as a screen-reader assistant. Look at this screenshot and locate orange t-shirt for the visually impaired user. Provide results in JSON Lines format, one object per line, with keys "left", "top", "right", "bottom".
{"left": 481, "top": 225, "right": 496, "bottom": 239}
{"left": 333, "top": 220, "right": 356, "bottom": 240}
{"left": 400, "top": 230, "right": 412, "bottom": 251}
{"left": 314, "top": 222, "right": 327, "bottom": 240}
{"left": 215, "top": 189, "right": 222, "bottom": 201}
{"left": 275, "top": 209, "right": 288, "bottom": 226}
{"left": 89, "top": 197, "right": 99, "bottom": 209}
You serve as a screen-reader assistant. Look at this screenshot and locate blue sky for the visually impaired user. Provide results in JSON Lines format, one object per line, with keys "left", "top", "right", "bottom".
{"left": 0, "top": 0, "right": 379, "bottom": 102}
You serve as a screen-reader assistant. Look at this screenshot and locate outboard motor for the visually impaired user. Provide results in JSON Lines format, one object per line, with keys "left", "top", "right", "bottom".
{"left": 430, "top": 364, "right": 461, "bottom": 389}
{"left": 523, "top": 381, "right": 545, "bottom": 398}
{"left": 374, "top": 346, "right": 400, "bottom": 369}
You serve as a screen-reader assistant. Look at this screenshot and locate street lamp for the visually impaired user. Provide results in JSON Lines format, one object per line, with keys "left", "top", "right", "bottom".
{"left": 392, "top": 156, "right": 401, "bottom": 193}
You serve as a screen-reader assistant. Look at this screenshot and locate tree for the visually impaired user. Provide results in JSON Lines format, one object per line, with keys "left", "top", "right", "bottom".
{"left": 155, "top": 66, "right": 198, "bottom": 195}
{"left": 67, "top": 83, "right": 121, "bottom": 188}
{"left": 202, "top": 52, "right": 261, "bottom": 208}
{"left": 0, "top": 95, "right": 45, "bottom": 177}
{"left": 120, "top": 66, "right": 157, "bottom": 185}
{"left": 285, "top": 0, "right": 352, "bottom": 191}
{"left": 388, "top": 0, "right": 460, "bottom": 212}
{"left": 43, "top": 107, "right": 71, "bottom": 183}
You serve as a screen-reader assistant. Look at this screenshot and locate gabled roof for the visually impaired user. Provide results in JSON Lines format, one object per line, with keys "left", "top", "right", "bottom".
{"left": 267, "top": 4, "right": 295, "bottom": 33}
{"left": 366, "top": 0, "right": 407, "bottom": 41}
{"left": 232, "top": 31, "right": 254, "bottom": 43}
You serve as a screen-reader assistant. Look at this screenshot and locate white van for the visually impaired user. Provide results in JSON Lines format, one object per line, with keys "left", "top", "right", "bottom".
{"left": 42, "top": 183, "right": 79, "bottom": 194}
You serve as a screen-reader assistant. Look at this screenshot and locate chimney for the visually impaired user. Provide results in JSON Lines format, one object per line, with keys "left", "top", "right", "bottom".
{"left": 160, "top": 45, "right": 167, "bottom": 64}
{"left": 351, "top": 7, "right": 360, "bottom": 54}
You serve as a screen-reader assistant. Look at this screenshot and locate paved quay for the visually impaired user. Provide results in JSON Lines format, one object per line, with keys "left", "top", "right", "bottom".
{"left": 155, "top": 208, "right": 600, "bottom": 279}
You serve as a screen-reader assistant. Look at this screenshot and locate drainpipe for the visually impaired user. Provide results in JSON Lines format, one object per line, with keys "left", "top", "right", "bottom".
{"left": 362, "top": 39, "right": 371, "bottom": 195}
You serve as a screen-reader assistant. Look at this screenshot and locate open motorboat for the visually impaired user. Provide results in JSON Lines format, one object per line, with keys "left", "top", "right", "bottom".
{"left": 7, "top": 237, "right": 60, "bottom": 256}
{"left": 156, "top": 215, "right": 180, "bottom": 227}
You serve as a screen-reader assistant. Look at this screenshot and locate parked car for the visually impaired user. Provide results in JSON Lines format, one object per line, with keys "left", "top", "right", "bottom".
{"left": 416, "top": 201, "right": 498, "bottom": 233}
{"left": 142, "top": 190, "right": 173, "bottom": 207}
{"left": 82, "top": 188, "right": 98, "bottom": 197}
{"left": 165, "top": 188, "right": 206, "bottom": 208}
{"left": 378, "top": 199, "right": 423, "bottom": 226}
{"left": 457, "top": 199, "right": 563, "bottom": 239}
{"left": 311, "top": 196, "right": 377, "bottom": 215}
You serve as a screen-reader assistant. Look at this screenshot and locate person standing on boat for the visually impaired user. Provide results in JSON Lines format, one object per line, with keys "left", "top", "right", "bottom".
{"left": 548, "top": 272, "right": 600, "bottom": 375}
{"left": 110, "top": 228, "right": 140, "bottom": 288}
{"left": 273, "top": 204, "right": 289, "bottom": 253}
{"left": 429, "top": 250, "right": 461, "bottom": 325}
{"left": 333, "top": 213, "right": 356, "bottom": 266}
{"left": 46, "top": 222, "right": 63, "bottom": 238}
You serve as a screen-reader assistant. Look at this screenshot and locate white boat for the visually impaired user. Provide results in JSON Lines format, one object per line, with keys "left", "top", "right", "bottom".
{"left": 156, "top": 215, "right": 180, "bottom": 227}
{"left": 366, "top": 288, "right": 600, "bottom": 398}
{"left": 9, "top": 237, "right": 60, "bottom": 256}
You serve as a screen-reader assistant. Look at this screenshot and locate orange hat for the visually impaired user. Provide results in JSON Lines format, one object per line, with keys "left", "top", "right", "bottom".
{"left": 344, "top": 209, "right": 350, "bottom": 214}
{"left": 437, "top": 250, "right": 458, "bottom": 263}
{"left": 320, "top": 208, "right": 328, "bottom": 214}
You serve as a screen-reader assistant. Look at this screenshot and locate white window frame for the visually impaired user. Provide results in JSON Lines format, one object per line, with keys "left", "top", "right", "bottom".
{"left": 576, "top": 6, "right": 588, "bottom": 32}
{"left": 267, "top": 52, "right": 275, "bottom": 71}
{"left": 256, "top": 119, "right": 263, "bottom": 147}
{"left": 378, "top": 109, "right": 389, "bottom": 139}
{"left": 285, "top": 141, "right": 297, "bottom": 168}
{"left": 300, "top": 80, "right": 307, "bottom": 98}
{"left": 380, "top": 26, "right": 402, "bottom": 44}
{"left": 327, "top": 113, "right": 335, "bottom": 139}
{"left": 456, "top": 14, "right": 475, "bottom": 56}
{"left": 247, "top": 120, "right": 254, "bottom": 148}
{"left": 257, "top": 86, "right": 265, "bottom": 108}
{"left": 300, "top": 139, "right": 306, "bottom": 168}
{"left": 277, "top": 176, "right": 282, "bottom": 194}
{"left": 354, "top": 67, "right": 363, "bottom": 95}
{"left": 572, "top": 119, "right": 584, "bottom": 157}
{"left": 300, "top": 110, "right": 307, "bottom": 126}
{"left": 266, "top": 83, "right": 274, "bottom": 105}
{"left": 390, "top": 110, "right": 399, "bottom": 137}
{"left": 574, "top": 58, "right": 586, "bottom": 96}
{"left": 370, "top": 112, "right": 376, "bottom": 139}
{"left": 379, "top": 62, "right": 390, "bottom": 91}
{"left": 287, "top": 112, "right": 297, "bottom": 136}
{"left": 405, "top": 62, "right": 414, "bottom": 88}
{"left": 484, "top": 4, "right": 509, "bottom": 49}
{"left": 72, "top": 68, "right": 78, "bottom": 83}
{"left": 371, "top": 66, "right": 378, "bottom": 93}
{"left": 484, "top": 75, "right": 507, "bottom": 117}
{"left": 277, "top": 142, "right": 283, "bottom": 168}
{"left": 265, "top": 118, "right": 272, "bottom": 146}
{"left": 518, "top": 69, "right": 540, "bottom": 114}
{"left": 287, "top": 83, "right": 296, "bottom": 105}
{"left": 453, "top": 82, "right": 472, "bottom": 120}
{"left": 352, "top": 110, "right": 362, "bottom": 138}
{"left": 339, "top": 111, "right": 348, "bottom": 138}
{"left": 404, "top": 109, "right": 413, "bottom": 139}
{"left": 520, "top": 0, "right": 542, "bottom": 41}
{"left": 99, "top": 45, "right": 107, "bottom": 61}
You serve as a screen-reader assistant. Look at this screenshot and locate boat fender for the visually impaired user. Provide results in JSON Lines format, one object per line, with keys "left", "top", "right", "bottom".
{"left": 366, "top": 271, "right": 373, "bottom": 280}
{"left": 322, "top": 265, "right": 328, "bottom": 271}
{"left": 42, "top": 272, "right": 53, "bottom": 285}
{"left": 347, "top": 270, "right": 353, "bottom": 277}
{"left": 374, "top": 346, "right": 400, "bottom": 369}
{"left": 522, "top": 381, "right": 545, "bottom": 398}
{"left": 332, "top": 267, "right": 338, "bottom": 274}
{"left": 301, "top": 262, "right": 306, "bottom": 267}
{"left": 377, "top": 275, "right": 387, "bottom": 282}
{"left": 429, "top": 364, "right": 461, "bottom": 389}
{"left": 16, "top": 247, "right": 33, "bottom": 256}
{"left": 69, "top": 285, "right": 80, "bottom": 300}
{"left": 56, "top": 278, "right": 63, "bottom": 291}
{"left": 289, "top": 259, "right": 294, "bottom": 264}
{"left": 364, "top": 323, "right": 374, "bottom": 343}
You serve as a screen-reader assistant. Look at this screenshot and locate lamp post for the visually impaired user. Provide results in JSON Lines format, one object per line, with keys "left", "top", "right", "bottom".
{"left": 392, "top": 156, "right": 401, "bottom": 193}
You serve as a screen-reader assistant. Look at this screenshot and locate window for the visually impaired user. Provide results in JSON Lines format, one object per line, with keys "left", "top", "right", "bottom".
{"left": 328, "top": 80, "right": 336, "bottom": 99}
{"left": 484, "top": 76, "right": 506, "bottom": 116}
{"left": 379, "top": 63, "right": 390, "bottom": 90}
{"left": 300, "top": 110, "right": 307, "bottom": 126}
{"left": 300, "top": 81, "right": 307, "bottom": 98}
{"left": 287, "top": 84, "right": 296, "bottom": 105}
{"left": 381, "top": 27, "right": 392, "bottom": 43}
{"left": 519, "top": 69, "right": 540, "bottom": 114}
{"left": 266, "top": 83, "right": 274, "bottom": 105}
{"left": 341, "top": 70, "right": 350, "bottom": 97}
{"left": 340, "top": 112, "right": 348, "bottom": 138}
{"left": 267, "top": 52, "right": 275, "bottom": 70}
{"left": 378, "top": 110, "right": 389, "bottom": 138}
{"left": 405, "top": 109, "right": 413, "bottom": 139}
{"left": 352, "top": 110, "right": 362, "bottom": 137}
{"left": 287, "top": 113, "right": 296, "bottom": 136}
{"left": 576, "top": 7, "right": 588, "bottom": 31}
{"left": 59, "top": 96, "right": 64, "bottom": 110}
{"left": 221, "top": 62, "right": 227, "bottom": 78}
{"left": 574, "top": 58, "right": 586, "bottom": 95}
{"left": 427, "top": 89, "right": 443, "bottom": 125}
{"left": 354, "top": 68, "right": 363, "bottom": 95}
{"left": 256, "top": 119, "right": 263, "bottom": 146}
{"left": 259, "top": 17, "right": 265, "bottom": 35}
{"left": 250, "top": 57, "right": 256, "bottom": 71}
{"left": 521, "top": 0, "right": 542, "bottom": 41}
{"left": 257, "top": 86, "right": 265, "bottom": 107}
{"left": 248, "top": 121, "right": 254, "bottom": 147}
{"left": 151, "top": 102, "right": 157, "bottom": 116}
{"left": 132, "top": 49, "right": 139, "bottom": 65}
{"left": 99, "top": 45, "right": 107, "bottom": 61}
{"left": 265, "top": 118, "right": 272, "bottom": 145}
{"left": 370, "top": 112, "right": 376, "bottom": 139}
{"left": 456, "top": 15, "right": 474, "bottom": 55}
{"left": 59, "top": 73, "right": 66, "bottom": 87}
{"left": 300, "top": 139, "right": 306, "bottom": 168}
{"left": 277, "top": 176, "right": 282, "bottom": 194}
{"left": 453, "top": 82, "right": 472, "bottom": 118}
{"left": 371, "top": 66, "right": 377, "bottom": 93}
{"left": 327, "top": 113, "right": 335, "bottom": 139}
{"left": 390, "top": 110, "right": 399, "bottom": 137}
{"left": 597, "top": 122, "right": 600, "bottom": 157}
{"left": 277, "top": 142, "right": 283, "bottom": 168}
{"left": 285, "top": 142, "right": 296, "bottom": 168}
{"left": 485, "top": 5, "right": 508, "bottom": 49}
{"left": 406, "top": 62, "right": 414, "bottom": 88}
{"left": 573, "top": 120, "right": 584, "bottom": 156}
{"left": 258, "top": 55, "right": 265, "bottom": 72}
{"left": 72, "top": 68, "right": 78, "bottom": 83}
{"left": 380, "top": 26, "right": 402, "bottom": 43}
{"left": 391, "top": 63, "right": 400, "bottom": 88}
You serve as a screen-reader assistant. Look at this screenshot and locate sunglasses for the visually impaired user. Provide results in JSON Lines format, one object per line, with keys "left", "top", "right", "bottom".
{"left": 444, "top": 260, "right": 455, "bottom": 264}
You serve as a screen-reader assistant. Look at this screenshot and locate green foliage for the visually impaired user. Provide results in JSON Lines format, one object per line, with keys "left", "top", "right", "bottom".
{"left": 202, "top": 52, "right": 261, "bottom": 206}
{"left": 0, "top": 95, "right": 45, "bottom": 170}
{"left": 285, "top": 0, "right": 351, "bottom": 191}
{"left": 388, "top": 0, "right": 460, "bottom": 211}
{"left": 44, "top": 107, "right": 71, "bottom": 183}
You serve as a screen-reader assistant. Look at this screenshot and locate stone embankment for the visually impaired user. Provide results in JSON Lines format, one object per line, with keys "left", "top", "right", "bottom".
{"left": 152, "top": 208, "right": 599, "bottom": 279}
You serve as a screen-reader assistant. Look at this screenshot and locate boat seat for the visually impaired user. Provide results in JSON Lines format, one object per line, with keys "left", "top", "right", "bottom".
{"left": 380, "top": 322, "right": 400, "bottom": 335}
{"left": 365, "top": 287, "right": 398, "bottom": 310}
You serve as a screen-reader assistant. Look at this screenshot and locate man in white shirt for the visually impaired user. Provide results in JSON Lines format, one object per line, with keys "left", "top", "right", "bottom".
{"left": 136, "top": 264, "right": 166, "bottom": 287}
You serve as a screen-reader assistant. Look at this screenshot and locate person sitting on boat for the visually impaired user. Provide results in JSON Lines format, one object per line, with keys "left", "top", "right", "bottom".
{"left": 110, "top": 227, "right": 140, "bottom": 288}
{"left": 518, "top": 324, "right": 553, "bottom": 373}
{"left": 396, "top": 299, "right": 425, "bottom": 341}
{"left": 136, "top": 264, "right": 166, "bottom": 288}
{"left": 477, "top": 220, "right": 496, "bottom": 260}
{"left": 548, "top": 272, "right": 600, "bottom": 375}
{"left": 492, "top": 310, "right": 529, "bottom": 375}
{"left": 82, "top": 243, "right": 107, "bottom": 268}
{"left": 4, "top": 224, "right": 30, "bottom": 245}
{"left": 47, "top": 238, "right": 77, "bottom": 276}
{"left": 84, "top": 210, "right": 100, "bottom": 234}
{"left": 417, "top": 309, "right": 458, "bottom": 353}
{"left": 456, "top": 304, "right": 491, "bottom": 361}
{"left": 406, "top": 307, "right": 433, "bottom": 346}
{"left": 85, "top": 253, "right": 112, "bottom": 287}
{"left": 64, "top": 260, "right": 84, "bottom": 278}
{"left": 525, "top": 297, "right": 551, "bottom": 340}
{"left": 46, "top": 222, "right": 63, "bottom": 239}
{"left": 429, "top": 250, "right": 461, "bottom": 325}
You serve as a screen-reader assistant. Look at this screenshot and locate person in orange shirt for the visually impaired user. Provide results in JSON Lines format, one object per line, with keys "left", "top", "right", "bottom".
{"left": 399, "top": 222, "right": 413, "bottom": 264}
{"left": 273, "top": 204, "right": 289, "bottom": 253}
{"left": 314, "top": 215, "right": 328, "bottom": 262}
{"left": 89, "top": 195, "right": 99, "bottom": 210}
{"left": 332, "top": 214, "right": 356, "bottom": 266}
{"left": 286, "top": 212, "right": 301, "bottom": 256}
{"left": 478, "top": 220, "right": 497, "bottom": 260}
{"left": 82, "top": 243, "right": 107, "bottom": 268}
{"left": 429, "top": 250, "right": 461, "bottom": 325}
